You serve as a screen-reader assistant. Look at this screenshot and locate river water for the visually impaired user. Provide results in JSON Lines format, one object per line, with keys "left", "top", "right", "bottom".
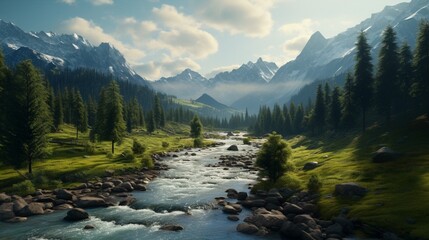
{"left": 0, "top": 135, "right": 276, "bottom": 240}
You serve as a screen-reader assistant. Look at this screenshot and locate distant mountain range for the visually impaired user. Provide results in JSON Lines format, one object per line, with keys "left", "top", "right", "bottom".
{"left": 0, "top": 20, "right": 150, "bottom": 87}
{"left": 195, "top": 93, "right": 229, "bottom": 110}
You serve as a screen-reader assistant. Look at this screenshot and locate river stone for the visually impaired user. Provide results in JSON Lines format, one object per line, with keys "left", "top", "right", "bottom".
{"left": 242, "top": 199, "right": 266, "bottom": 208}
{"left": 244, "top": 210, "right": 287, "bottom": 230}
{"left": 13, "top": 198, "right": 28, "bottom": 213}
{"left": 283, "top": 203, "right": 304, "bottom": 215}
{"left": 119, "top": 196, "right": 136, "bottom": 206}
{"left": 294, "top": 214, "right": 317, "bottom": 229}
{"left": 237, "top": 192, "right": 248, "bottom": 201}
{"left": 280, "top": 221, "right": 302, "bottom": 239}
{"left": 236, "top": 223, "right": 259, "bottom": 235}
{"left": 372, "top": 147, "right": 399, "bottom": 163}
{"left": 6, "top": 216, "right": 27, "bottom": 223}
{"left": 117, "top": 182, "right": 134, "bottom": 192}
{"left": 102, "top": 182, "right": 115, "bottom": 189}
{"left": 53, "top": 204, "right": 74, "bottom": 210}
{"left": 160, "top": 224, "right": 184, "bottom": 231}
{"left": 18, "top": 203, "right": 45, "bottom": 217}
{"left": 0, "top": 193, "right": 11, "bottom": 204}
{"left": 222, "top": 205, "right": 239, "bottom": 215}
{"left": 227, "top": 215, "right": 239, "bottom": 221}
{"left": 227, "top": 132, "right": 234, "bottom": 137}
{"left": 64, "top": 208, "right": 89, "bottom": 221}
{"left": 56, "top": 189, "right": 74, "bottom": 200}
{"left": 0, "top": 202, "right": 15, "bottom": 220}
{"left": 334, "top": 183, "right": 367, "bottom": 197}
{"left": 76, "top": 196, "right": 107, "bottom": 208}
{"left": 111, "top": 179, "right": 123, "bottom": 186}
{"left": 303, "top": 162, "right": 319, "bottom": 170}
{"left": 84, "top": 224, "right": 95, "bottom": 230}
{"left": 134, "top": 184, "right": 147, "bottom": 191}
{"left": 326, "top": 223, "right": 344, "bottom": 236}
{"left": 227, "top": 145, "right": 239, "bottom": 151}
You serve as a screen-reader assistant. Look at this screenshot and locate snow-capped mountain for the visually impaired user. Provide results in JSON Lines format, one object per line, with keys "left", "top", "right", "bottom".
{"left": 211, "top": 57, "right": 278, "bottom": 85}
{"left": 0, "top": 20, "right": 150, "bottom": 87}
{"left": 271, "top": 0, "right": 429, "bottom": 87}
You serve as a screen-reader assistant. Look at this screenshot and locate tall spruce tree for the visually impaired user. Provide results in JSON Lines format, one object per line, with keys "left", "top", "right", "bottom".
{"left": 341, "top": 73, "right": 356, "bottom": 128}
{"left": 190, "top": 115, "right": 203, "bottom": 138}
{"left": 324, "top": 83, "right": 331, "bottom": 108}
{"left": 353, "top": 31, "right": 373, "bottom": 132}
{"left": 146, "top": 111, "right": 155, "bottom": 134}
{"left": 293, "top": 105, "right": 304, "bottom": 133}
{"left": 72, "top": 89, "right": 87, "bottom": 139}
{"left": 153, "top": 95, "right": 162, "bottom": 128}
{"left": 375, "top": 26, "right": 399, "bottom": 123}
{"left": 329, "top": 87, "right": 342, "bottom": 131}
{"left": 54, "top": 92, "right": 64, "bottom": 131}
{"left": 1, "top": 60, "right": 51, "bottom": 174}
{"left": 397, "top": 42, "right": 413, "bottom": 115}
{"left": 412, "top": 21, "right": 429, "bottom": 114}
{"left": 313, "top": 84, "right": 326, "bottom": 134}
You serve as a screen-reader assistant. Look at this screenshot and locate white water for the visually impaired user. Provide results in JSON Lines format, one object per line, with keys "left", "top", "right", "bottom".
{"left": 0, "top": 135, "right": 277, "bottom": 239}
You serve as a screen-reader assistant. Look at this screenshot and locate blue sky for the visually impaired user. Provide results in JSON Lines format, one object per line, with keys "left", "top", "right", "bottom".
{"left": 0, "top": 0, "right": 409, "bottom": 80}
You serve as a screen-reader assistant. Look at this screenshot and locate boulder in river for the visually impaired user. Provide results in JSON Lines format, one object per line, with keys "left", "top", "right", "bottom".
{"left": 160, "top": 224, "right": 184, "bottom": 231}
{"left": 244, "top": 209, "right": 287, "bottom": 230}
{"left": 0, "top": 202, "right": 15, "bottom": 220}
{"left": 56, "top": 189, "right": 74, "bottom": 200}
{"left": 236, "top": 222, "right": 259, "bottom": 235}
{"left": 334, "top": 183, "right": 367, "bottom": 197}
{"left": 76, "top": 196, "right": 107, "bottom": 208}
{"left": 17, "top": 203, "right": 44, "bottom": 217}
{"left": 5, "top": 216, "right": 27, "bottom": 223}
{"left": 0, "top": 193, "right": 11, "bottom": 204}
{"left": 227, "top": 145, "right": 239, "bottom": 151}
{"left": 64, "top": 208, "right": 89, "bottom": 221}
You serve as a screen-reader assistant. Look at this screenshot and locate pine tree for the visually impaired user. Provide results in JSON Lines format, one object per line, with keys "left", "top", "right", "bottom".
{"left": 1, "top": 60, "right": 51, "bottom": 174}
{"left": 353, "top": 31, "right": 373, "bottom": 131}
{"left": 375, "top": 26, "right": 399, "bottom": 123}
{"left": 397, "top": 42, "right": 413, "bottom": 115}
{"left": 411, "top": 21, "right": 429, "bottom": 114}
{"left": 146, "top": 111, "right": 155, "bottom": 134}
{"left": 93, "top": 87, "right": 108, "bottom": 142}
{"left": 0, "top": 51, "right": 11, "bottom": 142}
{"left": 272, "top": 104, "right": 285, "bottom": 135}
{"left": 87, "top": 96, "right": 97, "bottom": 128}
{"left": 324, "top": 82, "right": 331, "bottom": 108}
{"left": 72, "top": 89, "right": 87, "bottom": 139}
{"left": 54, "top": 92, "right": 64, "bottom": 131}
{"left": 153, "top": 95, "right": 162, "bottom": 128}
{"left": 293, "top": 104, "right": 304, "bottom": 133}
{"left": 190, "top": 115, "right": 203, "bottom": 138}
{"left": 313, "top": 85, "right": 326, "bottom": 134}
{"left": 341, "top": 73, "right": 356, "bottom": 128}
{"left": 329, "top": 87, "right": 342, "bottom": 131}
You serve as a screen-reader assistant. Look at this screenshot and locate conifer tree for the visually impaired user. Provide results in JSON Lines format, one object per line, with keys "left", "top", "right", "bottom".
{"left": 313, "top": 85, "right": 326, "bottom": 134}
{"left": 329, "top": 87, "right": 342, "bottom": 131}
{"left": 1, "top": 60, "right": 51, "bottom": 174}
{"left": 153, "top": 95, "right": 162, "bottom": 128}
{"left": 87, "top": 96, "right": 97, "bottom": 128}
{"left": 72, "top": 89, "right": 87, "bottom": 139}
{"left": 324, "top": 82, "right": 331, "bottom": 108}
{"left": 272, "top": 104, "right": 285, "bottom": 135}
{"left": 146, "top": 111, "right": 155, "bottom": 134}
{"left": 0, "top": 51, "right": 10, "bottom": 141}
{"left": 341, "top": 73, "right": 356, "bottom": 128}
{"left": 190, "top": 115, "right": 203, "bottom": 138}
{"left": 375, "top": 26, "right": 399, "bottom": 123}
{"left": 412, "top": 21, "right": 429, "bottom": 113}
{"left": 54, "top": 92, "right": 64, "bottom": 131}
{"left": 293, "top": 105, "right": 304, "bottom": 133}
{"left": 353, "top": 31, "right": 373, "bottom": 132}
{"left": 397, "top": 42, "right": 413, "bottom": 114}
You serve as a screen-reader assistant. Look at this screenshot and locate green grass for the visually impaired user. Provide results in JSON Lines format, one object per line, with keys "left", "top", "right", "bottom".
{"left": 0, "top": 122, "right": 209, "bottom": 192}
{"left": 282, "top": 120, "right": 429, "bottom": 238}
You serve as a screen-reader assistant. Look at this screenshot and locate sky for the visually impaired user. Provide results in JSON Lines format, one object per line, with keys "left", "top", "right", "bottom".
{"left": 0, "top": 0, "right": 410, "bottom": 80}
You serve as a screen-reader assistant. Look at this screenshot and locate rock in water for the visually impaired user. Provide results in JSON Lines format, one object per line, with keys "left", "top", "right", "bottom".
{"left": 227, "top": 145, "right": 239, "bottom": 151}
{"left": 334, "top": 183, "right": 367, "bottom": 197}
{"left": 237, "top": 223, "right": 259, "bottom": 235}
{"left": 84, "top": 225, "right": 95, "bottom": 230}
{"left": 160, "top": 224, "right": 184, "bottom": 231}
{"left": 56, "top": 189, "right": 74, "bottom": 200}
{"left": 76, "top": 196, "right": 107, "bottom": 208}
{"left": 64, "top": 208, "right": 89, "bottom": 221}
{"left": 17, "top": 203, "right": 44, "bottom": 217}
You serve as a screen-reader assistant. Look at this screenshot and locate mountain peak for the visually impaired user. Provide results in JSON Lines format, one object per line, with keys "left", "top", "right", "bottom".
{"left": 195, "top": 93, "right": 229, "bottom": 110}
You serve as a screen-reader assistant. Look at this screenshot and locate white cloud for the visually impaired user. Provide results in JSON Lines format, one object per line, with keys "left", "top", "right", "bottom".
{"left": 283, "top": 35, "right": 310, "bottom": 52}
{"left": 119, "top": 18, "right": 157, "bottom": 47}
{"left": 90, "top": 0, "right": 113, "bottom": 5}
{"left": 61, "top": 0, "right": 75, "bottom": 4}
{"left": 205, "top": 64, "right": 240, "bottom": 79}
{"left": 197, "top": 0, "right": 274, "bottom": 38}
{"left": 61, "top": 17, "right": 145, "bottom": 63}
{"left": 279, "top": 18, "right": 319, "bottom": 36}
{"left": 134, "top": 56, "right": 201, "bottom": 80}
{"left": 150, "top": 4, "right": 218, "bottom": 59}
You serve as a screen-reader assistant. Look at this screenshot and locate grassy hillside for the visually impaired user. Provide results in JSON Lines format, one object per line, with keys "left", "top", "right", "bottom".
{"left": 173, "top": 98, "right": 241, "bottom": 118}
{"left": 284, "top": 118, "right": 429, "bottom": 238}
{"left": 0, "top": 122, "right": 199, "bottom": 192}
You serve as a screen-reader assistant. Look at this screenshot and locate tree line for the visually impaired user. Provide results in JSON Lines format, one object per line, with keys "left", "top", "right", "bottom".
{"left": 252, "top": 21, "right": 429, "bottom": 136}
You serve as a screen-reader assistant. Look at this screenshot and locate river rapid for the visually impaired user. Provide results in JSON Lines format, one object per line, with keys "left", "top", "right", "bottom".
{"left": 0, "top": 134, "right": 275, "bottom": 240}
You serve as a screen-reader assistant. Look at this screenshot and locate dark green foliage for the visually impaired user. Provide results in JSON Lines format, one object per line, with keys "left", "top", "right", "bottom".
{"left": 162, "top": 141, "right": 169, "bottom": 148}
{"left": 293, "top": 105, "right": 304, "bottom": 133}
{"left": 190, "top": 115, "right": 203, "bottom": 138}
{"left": 324, "top": 83, "right": 331, "bottom": 108}
{"left": 272, "top": 104, "right": 285, "bottom": 135}
{"left": 313, "top": 85, "right": 326, "bottom": 134}
{"left": 256, "top": 132, "right": 292, "bottom": 182}
{"left": 396, "top": 43, "right": 413, "bottom": 115}
{"left": 243, "top": 137, "right": 251, "bottom": 145}
{"left": 83, "top": 141, "right": 96, "bottom": 155}
{"left": 341, "top": 73, "right": 356, "bottom": 128}
{"left": 9, "top": 180, "right": 35, "bottom": 196}
{"left": 126, "top": 98, "right": 141, "bottom": 133}
{"left": 53, "top": 92, "right": 64, "bottom": 130}
{"left": 72, "top": 89, "right": 87, "bottom": 139}
{"left": 307, "top": 174, "right": 322, "bottom": 193}
{"left": 412, "top": 21, "right": 429, "bottom": 113}
{"left": 132, "top": 139, "right": 146, "bottom": 154}
{"left": 146, "top": 111, "right": 155, "bottom": 134}
{"left": 153, "top": 95, "right": 163, "bottom": 128}
{"left": 375, "top": 26, "right": 399, "bottom": 123}
{"left": 193, "top": 137, "right": 203, "bottom": 148}
{"left": 87, "top": 96, "right": 97, "bottom": 128}
{"left": 1, "top": 60, "right": 51, "bottom": 174}
{"left": 353, "top": 31, "right": 373, "bottom": 132}
{"left": 120, "top": 149, "right": 135, "bottom": 162}
{"left": 329, "top": 87, "right": 342, "bottom": 130}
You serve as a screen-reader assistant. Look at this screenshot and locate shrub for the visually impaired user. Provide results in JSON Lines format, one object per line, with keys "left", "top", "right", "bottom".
{"left": 10, "top": 180, "right": 35, "bottom": 196}
{"left": 243, "top": 138, "right": 251, "bottom": 145}
{"left": 162, "top": 141, "right": 169, "bottom": 148}
{"left": 141, "top": 155, "right": 154, "bottom": 169}
{"left": 132, "top": 139, "right": 146, "bottom": 155}
{"left": 84, "top": 141, "right": 96, "bottom": 155}
{"left": 193, "top": 138, "right": 203, "bottom": 148}
{"left": 106, "top": 152, "right": 113, "bottom": 159}
{"left": 121, "top": 149, "right": 135, "bottom": 162}
{"left": 307, "top": 174, "right": 322, "bottom": 193}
